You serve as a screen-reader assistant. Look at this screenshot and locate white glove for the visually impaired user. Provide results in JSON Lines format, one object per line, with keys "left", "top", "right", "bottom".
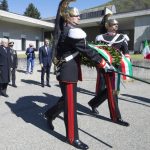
{"left": 103, "top": 63, "right": 114, "bottom": 72}
{"left": 40, "top": 63, "right": 43, "bottom": 68}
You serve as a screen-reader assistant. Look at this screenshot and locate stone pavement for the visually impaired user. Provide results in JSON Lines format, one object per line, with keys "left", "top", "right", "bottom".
{"left": 0, "top": 64, "right": 150, "bottom": 150}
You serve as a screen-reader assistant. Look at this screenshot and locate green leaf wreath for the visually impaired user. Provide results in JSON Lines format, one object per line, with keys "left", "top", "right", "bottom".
{"left": 80, "top": 43, "right": 122, "bottom": 67}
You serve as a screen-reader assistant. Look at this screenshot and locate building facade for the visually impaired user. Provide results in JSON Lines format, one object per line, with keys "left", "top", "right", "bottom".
{"left": 1, "top": 6, "right": 150, "bottom": 53}
{"left": 0, "top": 10, "right": 54, "bottom": 52}
{"left": 44, "top": 6, "right": 150, "bottom": 53}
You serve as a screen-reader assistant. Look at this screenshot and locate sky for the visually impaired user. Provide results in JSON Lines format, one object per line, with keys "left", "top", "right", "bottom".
{"left": 7, "top": 0, "right": 111, "bottom": 18}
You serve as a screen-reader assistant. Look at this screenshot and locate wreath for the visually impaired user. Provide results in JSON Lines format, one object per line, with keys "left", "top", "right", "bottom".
{"left": 80, "top": 43, "right": 122, "bottom": 67}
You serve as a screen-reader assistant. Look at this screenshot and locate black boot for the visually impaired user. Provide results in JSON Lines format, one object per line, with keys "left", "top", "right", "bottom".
{"left": 12, "top": 84, "right": 17, "bottom": 88}
{"left": 88, "top": 102, "right": 99, "bottom": 115}
{"left": 1, "top": 91, "right": 9, "bottom": 97}
{"left": 44, "top": 111, "right": 54, "bottom": 130}
{"left": 44, "top": 97, "right": 64, "bottom": 130}
{"left": 73, "top": 139, "right": 89, "bottom": 150}
{"left": 116, "top": 118, "right": 130, "bottom": 127}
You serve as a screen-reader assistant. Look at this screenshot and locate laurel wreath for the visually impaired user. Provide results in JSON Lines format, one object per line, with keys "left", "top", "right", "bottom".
{"left": 80, "top": 43, "right": 122, "bottom": 67}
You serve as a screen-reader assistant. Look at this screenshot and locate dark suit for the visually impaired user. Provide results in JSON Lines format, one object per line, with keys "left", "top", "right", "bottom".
{"left": 39, "top": 45, "right": 52, "bottom": 85}
{"left": 0, "top": 46, "right": 11, "bottom": 95}
{"left": 10, "top": 48, "right": 18, "bottom": 85}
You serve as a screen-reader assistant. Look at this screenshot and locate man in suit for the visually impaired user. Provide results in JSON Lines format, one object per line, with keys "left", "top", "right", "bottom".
{"left": 39, "top": 39, "right": 52, "bottom": 87}
{"left": 9, "top": 41, "right": 18, "bottom": 87}
{"left": 0, "top": 38, "right": 11, "bottom": 97}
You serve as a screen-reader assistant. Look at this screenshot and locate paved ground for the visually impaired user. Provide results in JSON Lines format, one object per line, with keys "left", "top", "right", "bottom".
{"left": 0, "top": 64, "right": 150, "bottom": 150}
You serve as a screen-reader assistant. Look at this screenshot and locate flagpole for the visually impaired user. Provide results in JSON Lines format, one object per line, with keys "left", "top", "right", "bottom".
{"left": 132, "top": 64, "right": 150, "bottom": 70}
{"left": 110, "top": 70, "right": 150, "bottom": 85}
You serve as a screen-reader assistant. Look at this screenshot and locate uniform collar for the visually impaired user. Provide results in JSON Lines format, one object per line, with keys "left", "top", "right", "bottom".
{"left": 107, "top": 32, "right": 116, "bottom": 36}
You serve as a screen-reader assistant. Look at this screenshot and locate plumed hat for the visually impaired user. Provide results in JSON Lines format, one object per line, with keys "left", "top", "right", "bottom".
{"left": 60, "top": 0, "right": 79, "bottom": 21}
{"left": 51, "top": 0, "right": 77, "bottom": 61}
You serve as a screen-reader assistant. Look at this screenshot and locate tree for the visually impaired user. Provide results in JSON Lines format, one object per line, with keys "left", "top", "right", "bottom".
{"left": 0, "top": 0, "right": 9, "bottom": 11}
{"left": 24, "top": 3, "right": 41, "bottom": 19}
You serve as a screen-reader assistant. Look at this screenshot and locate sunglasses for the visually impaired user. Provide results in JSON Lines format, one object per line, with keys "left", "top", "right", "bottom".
{"left": 111, "top": 23, "right": 118, "bottom": 26}
{"left": 70, "top": 15, "right": 80, "bottom": 17}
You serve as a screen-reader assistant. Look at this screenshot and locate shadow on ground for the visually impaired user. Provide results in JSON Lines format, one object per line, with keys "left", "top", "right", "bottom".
{"left": 5, "top": 93, "right": 112, "bottom": 148}
{"left": 17, "top": 69, "right": 26, "bottom": 73}
{"left": 119, "top": 94, "right": 150, "bottom": 107}
{"left": 21, "top": 79, "right": 41, "bottom": 86}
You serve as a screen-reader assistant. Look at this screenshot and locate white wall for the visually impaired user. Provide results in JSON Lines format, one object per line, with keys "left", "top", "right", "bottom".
{"left": 134, "top": 16, "right": 150, "bottom": 52}
{"left": 0, "top": 20, "right": 44, "bottom": 51}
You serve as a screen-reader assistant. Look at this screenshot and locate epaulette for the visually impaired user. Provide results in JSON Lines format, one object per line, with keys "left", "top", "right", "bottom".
{"left": 95, "top": 35, "right": 103, "bottom": 42}
{"left": 68, "top": 28, "right": 87, "bottom": 39}
{"left": 123, "top": 34, "right": 130, "bottom": 41}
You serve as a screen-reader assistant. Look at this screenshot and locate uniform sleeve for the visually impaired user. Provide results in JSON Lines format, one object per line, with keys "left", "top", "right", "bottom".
{"left": 39, "top": 47, "right": 42, "bottom": 64}
{"left": 69, "top": 37, "right": 103, "bottom": 64}
{"left": 121, "top": 41, "right": 129, "bottom": 55}
{"left": 68, "top": 28, "right": 104, "bottom": 64}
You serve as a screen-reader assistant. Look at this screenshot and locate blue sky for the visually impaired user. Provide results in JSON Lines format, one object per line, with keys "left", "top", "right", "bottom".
{"left": 7, "top": 0, "right": 110, "bottom": 18}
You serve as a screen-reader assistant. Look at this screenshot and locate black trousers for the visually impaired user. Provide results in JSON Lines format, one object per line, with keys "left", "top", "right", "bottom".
{"left": 0, "top": 83, "right": 8, "bottom": 94}
{"left": 41, "top": 65, "right": 51, "bottom": 85}
{"left": 46, "top": 82, "right": 79, "bottom": 144}
{"left": 88, "top": 70, "right": 121, "bottom": 120}
{"left": 11, "top": 68, "right": 16, "bottom": 85}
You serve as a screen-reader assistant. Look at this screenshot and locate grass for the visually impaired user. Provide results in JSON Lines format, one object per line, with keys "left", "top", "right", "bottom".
{"left": 131, "top": 54, "right": 143, "bottom": 60}
{"left": 17, "top": 53, "right": 39, "bottom": 59}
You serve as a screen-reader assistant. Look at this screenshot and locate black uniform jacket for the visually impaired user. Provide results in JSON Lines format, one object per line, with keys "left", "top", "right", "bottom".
{"left": 96, "top": 33, "right": 129, "bottom": 55}
{"left": 0, "top": 46, "right": 11, "bottom": 83}
{"left": 56, "top": 25, "right": 103, "bottom": 83}
{"left": 10, "top": 48, "right": 18, "bottom": 68}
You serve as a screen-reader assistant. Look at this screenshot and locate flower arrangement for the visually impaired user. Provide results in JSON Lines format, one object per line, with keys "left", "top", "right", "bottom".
{"left": 80, "top": 43, "right": 122, "bottom": 67}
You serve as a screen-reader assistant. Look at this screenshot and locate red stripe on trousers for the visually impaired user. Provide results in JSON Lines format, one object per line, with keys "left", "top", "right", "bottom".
{"left": 104, "top": 73, "right": 117, "bottom": 121}
{"left": 111, "top": 72, "right": 116, "bottom": 90}
{"left": 67, "top": 83, "right": 75, "bottom": 144}
{"left": 96, "top": 70, "right": 100, "bottom": 94}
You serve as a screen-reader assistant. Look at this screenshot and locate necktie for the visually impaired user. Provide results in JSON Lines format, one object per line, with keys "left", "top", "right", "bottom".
{"left": 46, "top": 47, "right": 49, "bottom": 54}
{"left": 3, "top": 47, "right": 7, "bottom": 53}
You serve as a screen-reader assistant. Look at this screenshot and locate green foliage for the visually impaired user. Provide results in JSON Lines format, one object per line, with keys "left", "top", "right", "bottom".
{"left": 80, "top": 43, "right": 122, "bottom": 68}
{"left": 108, "top": 0, "right": 150, "bottom": 12}
{"left": 131, "top": 54, "right": 143, "bottom": 60}
{"left": 80, "top": 53, "right": 96, "bottom": 67}
{"left": 95, "top": 0, "right": 150, "bottom": 13}
{"left": 0, "top": 0, "right": 9, "bottom": 11}
{"left": 100, "top": 45, "right": 122, "bottom": 66}
{"left": 24, "top": 3, "right": 41, "bottom": 19}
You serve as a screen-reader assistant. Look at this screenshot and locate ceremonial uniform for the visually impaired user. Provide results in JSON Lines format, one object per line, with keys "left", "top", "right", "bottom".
{"left": 88, "top": 32, "right": 130, "bottom": 125}
{"left": 45, "top": 24, "right": 104, "bottom": 145}
{"left": 44, "top": 2, "right": 113, "bottom": 149}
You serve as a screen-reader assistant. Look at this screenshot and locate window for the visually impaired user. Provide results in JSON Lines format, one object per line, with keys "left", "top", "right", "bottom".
{"left": 21, "top": 38, "right": 26, "bottom": 51}
{"left": 36, "top": 40, "right": 39, "bottom": 50}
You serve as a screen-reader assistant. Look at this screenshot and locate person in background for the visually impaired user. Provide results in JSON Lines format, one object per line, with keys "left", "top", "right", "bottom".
{"left": 0, "top": 38, "right": 11, "bottom": 97}
{"left": 25, "top": 43, "right": 36, "bottom": 74}
{"left": 9, "top": 41, "right": 18, "bottom": 88}
{"left": 39, "top": 39, "right": 52, "bottom": 87}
